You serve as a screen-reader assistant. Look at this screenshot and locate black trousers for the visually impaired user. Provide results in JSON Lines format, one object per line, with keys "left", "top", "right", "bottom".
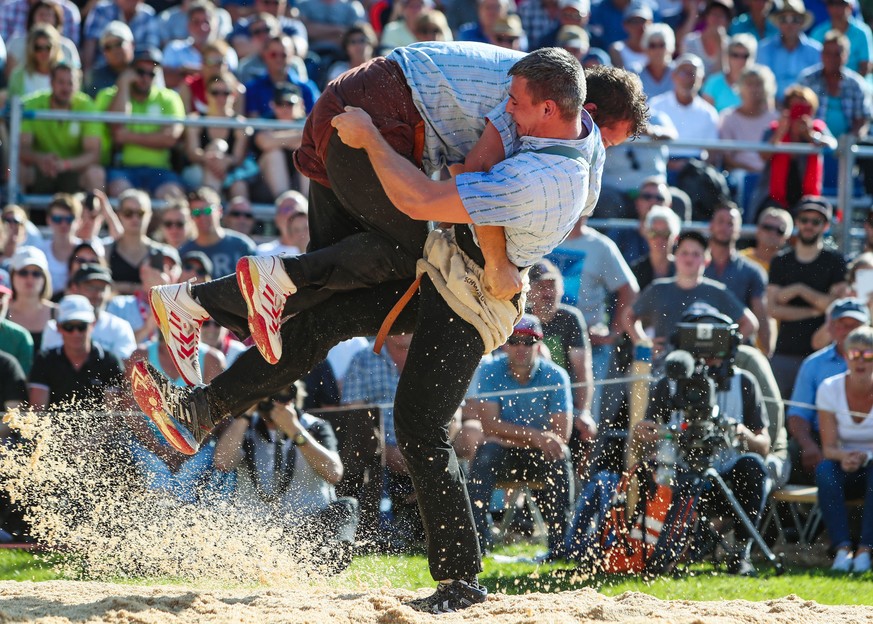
{"left": 192, "top": 133, "right": 484, "bottom": 580}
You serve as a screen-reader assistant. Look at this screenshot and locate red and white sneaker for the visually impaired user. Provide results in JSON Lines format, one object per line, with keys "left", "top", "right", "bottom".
{"left": 236, "top": 255, "right": 297, "bottom": 364}
{"left": 130, "top": 361, "right": 214, "bottom": 455}
{"left": 149, "top": 282, "right": 209, "bottom": 385}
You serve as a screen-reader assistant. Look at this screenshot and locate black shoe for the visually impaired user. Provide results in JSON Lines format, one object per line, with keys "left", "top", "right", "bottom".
{"left": 405, "top": 580, "right": 488, "bottom": 614}
{"left": 727, "top": 555, "right": 757, "bottom": 577}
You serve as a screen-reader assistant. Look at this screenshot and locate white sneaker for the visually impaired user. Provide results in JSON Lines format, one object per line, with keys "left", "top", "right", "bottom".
{"left": 852, "top": 551, "right": 871, "bottom": 574}
{"left": 832, "top": 549, "right": 854, "bottom": 572}
{"left": 236, "top": 255, "right": 297, "bottom": 364}
{"left": 149, "top": 282, "right": 209, "bottom": 385}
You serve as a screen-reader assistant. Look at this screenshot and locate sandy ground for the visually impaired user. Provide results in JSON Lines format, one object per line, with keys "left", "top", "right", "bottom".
{"left": 2, "top": 582, "right": 873, "bottom": 624}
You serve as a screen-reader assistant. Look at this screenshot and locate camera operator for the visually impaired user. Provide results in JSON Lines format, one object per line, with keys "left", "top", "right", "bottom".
{"left": 213, "top": 381, "right": 358, "bottom": 574}
{"left": 631, "top": 309, "right": 771, "bottom": 576}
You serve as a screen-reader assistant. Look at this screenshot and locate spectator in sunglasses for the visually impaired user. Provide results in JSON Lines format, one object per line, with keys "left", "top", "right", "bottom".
{"left": 739, "top": 206, "right": 793, "bottom": 272}
{"left": 227, "top": 0, "right": 308, "bottom": 66}
{"left": 815, "top": 324, "right": 873, "bottom": 574}
{"left": 6, "top": 246, "right": 55, "bottom": 358}
{"left": 41, "top": 264, "right": 137, "bottom": 361}
{"left": 103, "top": 189, "right": 166, "bottom": 296}
{"left": 244, "top": 35, "right": 318, "bottom": 119}
{"left": 156, "top": 200, "right": 195, "bottom": 250}
{"left": 40, "top": 194, "right": 83, "bottom": 296}
{"left": 180, "top": 251, "right": 214, "bottom": 285}
{"left": 756, "top": 0, "right": 821, "bottom": 100}
{"left": 0, "top": 268, "right": 34, "bottom": 376}
{"left": 466, "top": 314, "right": 574, "bottom": 559}
{"left": 184, "top": 72, "right": 254, "bottom": 197}
{"left": 162, "top": 1, "right": 239, "bottom": 90}
{"left": 85, "top": 20, "right": 134, "bottom": 96}
{"left": 223, "top": 197, "right": 257, "bottom": 237}
{"left": 28, "top": 294, "right": 124, "bottom": 411}
{"left": 326, "top": 22, "right": 378, "bottom": 84}
{"left": 179, "top": 187, "right": 256, "bottom": 278}
{"left": 94, "top": 46, "right": 187, "bottom": 200}
{"left": 7, "top": 23, "right": 64, "bottom": 98}
{"left": 251, "top": 82, "right": 309, "bottom": 200}
{"left": 257, "top": 191, "right": 308, "bottom": 257}
{"left": 789, "top": 297, "right": 870, "bottom": 486}
{"left": 608, "top": 176, "right": 676, "bottom": 266}
{"left": 1, "top": 205, "right": 41, "bottom": 266}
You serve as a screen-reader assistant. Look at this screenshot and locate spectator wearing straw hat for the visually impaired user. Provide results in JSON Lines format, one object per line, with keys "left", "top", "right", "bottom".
{"left": 757, "top": 0, "right": 822, "bottom": 100}
{"left": 28, "top": 294, "right": 124, "bottom": 410}
{"left": 466, "top": 314, "right": 574, "bottom": 559}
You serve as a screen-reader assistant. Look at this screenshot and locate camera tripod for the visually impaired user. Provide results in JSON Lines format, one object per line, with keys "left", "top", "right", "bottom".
{"left": 651, "top": 465, "right": 785, "bottom": 576}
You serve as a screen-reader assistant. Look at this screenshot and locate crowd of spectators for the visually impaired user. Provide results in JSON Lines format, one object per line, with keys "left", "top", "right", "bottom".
{"left": 0, "top": 0, "right": 872, "bottom": 576}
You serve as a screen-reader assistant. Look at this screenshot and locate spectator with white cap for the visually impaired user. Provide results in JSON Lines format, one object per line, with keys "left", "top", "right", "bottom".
{"left": 28, "top": 294, "right": 124, "bottom": 411}
{"left": 0, "top": 268, "right": 33, "bottom": 376}
{"left": 41, "top": 264, "right": 137, "bottom": 362}
{"left": 536, "top": 0, "right": 590, "bottom": 49}
{"left": 82, "top": 0, "right": 160, "bottom": 72}
{"left": 607, "top": 1, "right": 652, "bottom": 73}
{"left": 161, "top": 1, "right": 238, "bottom": 90}
{"left": 85, "top": 20, "right": 135, "bottom": 96}
{"left": 648, "top": 52, "right": 719, "bottom": 168}
{"left": 6, "top": 246, "right": 55, "bottom": 358}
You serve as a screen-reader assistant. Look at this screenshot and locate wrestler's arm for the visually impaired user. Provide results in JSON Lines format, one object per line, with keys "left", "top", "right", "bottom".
{"left": 451, "top": 122, "right": 521, "bottom": 300}
{"left": 333, "top": 106, "right": 471, "bottom": 222}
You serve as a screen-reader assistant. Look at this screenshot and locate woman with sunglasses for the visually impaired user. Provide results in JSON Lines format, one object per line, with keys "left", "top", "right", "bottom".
{"left": 7, "top": 246, "right": 55, "bottom": 356}
{"left": 180, "top": 39, "right": 246, "bottom": 115}
{"left": 816, "top": 325, "right": 873, "bottom": 573}
{"left": 40, "top": 194, "right": 82, "bottom": 296}
{"left": 4, "top": 1, "right": 79, "bottom": 80}
{"left": 184, "top": 72, "right": 253, "bottom": 198}
{"left": 105, "top": 189, "right": 166, "bottom": 295}
{"left": 326, "top": 22, "right": 378, "bottom": 84}
{"left": 639, "top": 24, "right": 675, "bottom": 99}
{"left": 7, "top": 23, "right": 65, "bottom": 98}
{"left": 701, "top": 33, "right": 757, "bottom": 112}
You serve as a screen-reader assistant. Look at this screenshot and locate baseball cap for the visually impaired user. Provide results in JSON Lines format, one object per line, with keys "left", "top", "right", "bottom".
{"left": 676, "top": 230, "right": 708, "bottom": 249}
{"left": 560, "top": 0, "right": 591, "bottom": 14}
{"left": 154, "top": 244, "right": 181, "bottom": 267}
{"left": 181, "top": 251, "right": 214, "bottom": 276}
{"left": 796, "top": 195, "right": 833, "bottom": 221}
{"left": 71, "top": 263, "right": 113, "bottom": 285}
{"left": 672, "top": 52, "right": 705, "bottom": 72}
{"left": 512, "top": 314, "right": 544, "bottom": 340}
{"left": 273, "top": 82, "right": 302, "bottom": 106}
{"left": 0, "top": 268, "right": 11, "bottom": 295}
{"left": 623, "top": 2, "right": 654, "bottom": 20}
{"left": 493, "top": 15, "right": 524, "bottom": 37}
{"left": 100, "top": 20, "right": 134, "bottom": 44}
{"left": 829, "top": 297, "right": 871, "bottom": 324}
{"left": 528, "top": 259, "right": 563, "bottom": 283}
{"left": 11, "top": 246, "right": 49, "bottom": 274}
{"left": 57, "top": 294, "right": 96, "bottom": 324}
{"left": 133, "top": 46, "right": 163, "bottom": 66}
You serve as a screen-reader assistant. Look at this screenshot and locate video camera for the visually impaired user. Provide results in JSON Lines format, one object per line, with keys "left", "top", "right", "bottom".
{"left": 660, "top": 314, "right": 743, "bottom": 473}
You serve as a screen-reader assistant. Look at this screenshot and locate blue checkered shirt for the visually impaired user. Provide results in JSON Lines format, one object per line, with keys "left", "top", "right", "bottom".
{"left": 518, "top": 0, "right": 559, "bottom": 49}
{"left": 341, "top": 345, "right": 401, "bottom": 447}
{"left": 798, "top": 65, "right": 873, "bottom": 128}
{"left": 84, "top": 1, "right": 160, "bottom": 68}
{"left": 0, "top": 0, "right": 81, "bottom": 45}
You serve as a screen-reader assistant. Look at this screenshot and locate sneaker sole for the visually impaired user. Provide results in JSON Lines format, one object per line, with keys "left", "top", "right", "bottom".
{"left": 130, "top": 361, "right": 199, "bottom": 455}
{"left": 237, "top": 257, "right": 281, "bottom": 365}
{"left": 149, "top": 288, "right": 201, "bottom": 386}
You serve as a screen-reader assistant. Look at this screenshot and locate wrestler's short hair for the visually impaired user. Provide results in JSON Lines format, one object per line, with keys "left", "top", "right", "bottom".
{"left": 508, "top": 47, "right": 585, "bottom": 122}
{"left": 583, "top": 65, "right": 649, "bottom": 139}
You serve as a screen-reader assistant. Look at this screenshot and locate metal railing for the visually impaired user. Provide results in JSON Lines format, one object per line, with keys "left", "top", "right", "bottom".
{"left": 6, "top": 96, "right": 872, "bottom": 251}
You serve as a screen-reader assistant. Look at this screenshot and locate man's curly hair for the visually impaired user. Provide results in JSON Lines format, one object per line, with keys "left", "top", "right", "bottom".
{"left": 584, "top": 65, "right": 650, "bottom": 140}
